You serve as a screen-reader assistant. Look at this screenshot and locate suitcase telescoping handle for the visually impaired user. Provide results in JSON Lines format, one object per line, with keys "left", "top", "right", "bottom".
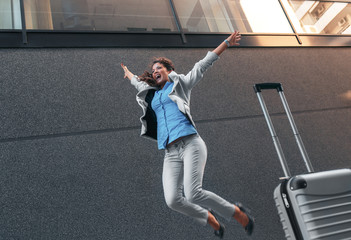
{"left": 254, "top": 83, "right": 314, "bottom": 178}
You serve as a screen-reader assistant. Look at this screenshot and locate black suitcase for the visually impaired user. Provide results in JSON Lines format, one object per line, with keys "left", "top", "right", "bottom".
{"left": 254, "top": 83, "right": 351, "bottom": 240}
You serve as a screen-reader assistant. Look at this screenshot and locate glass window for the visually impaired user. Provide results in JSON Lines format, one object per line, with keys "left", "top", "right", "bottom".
{"left": 173, "top": 0, "right": 234, "bottom": 32}
{"left": 24, "top": 0, "right": 54, "bottom": 30}
{"left": 0, "top": 0, "right": 21, "bottom": 30}
{"left": 23, "top": 0, "right": 178, "bottom": 32}
{"left": 173, "top": 0, "right": 294, "bottom": 33}
{"left": 282, "top": 0, "right": 351, "bottom": 34}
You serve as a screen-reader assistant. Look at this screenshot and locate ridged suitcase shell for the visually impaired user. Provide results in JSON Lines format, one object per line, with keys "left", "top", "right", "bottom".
{"left": 274, "top": 168, "right": 351, "bottom": 240}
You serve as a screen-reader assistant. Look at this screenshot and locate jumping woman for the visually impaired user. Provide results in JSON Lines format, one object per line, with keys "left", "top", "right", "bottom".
{"left": 121, "top": 31, "right": 254, "bottom": 238}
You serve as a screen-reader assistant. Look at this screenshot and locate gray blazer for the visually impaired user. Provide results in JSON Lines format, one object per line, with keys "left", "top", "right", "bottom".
{"left": 130, "top": 51, "right": 219, "bottom": 141}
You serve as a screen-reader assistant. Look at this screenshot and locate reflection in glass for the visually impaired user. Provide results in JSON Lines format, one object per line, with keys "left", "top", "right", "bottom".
{"left": 283, "top": 0, "right": 351, "bottom": 34}
{"left": 173, "top": 0, "right": 235, "bottom": 32}
{"left": 173, "top": 0, "right": 293, "bottom": 33}
{"left": 0, "top": 0, "right": 21, "bottom": 30}
{"left": 22, "top": 0, "right": 294, "bottom": 33}
{"left": 24, "top": 0, "right": 178, "bottom": 31}
{"left": 19, "top": 0, "right": 351, "bottom": 35}
{"left": 25, "top": 0, "right": 54, "bottom": 30}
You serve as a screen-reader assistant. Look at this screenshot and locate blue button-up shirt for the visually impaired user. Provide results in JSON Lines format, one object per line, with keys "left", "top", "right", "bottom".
{"left": 151, "top": 81, "right": 197, "bottom": 149}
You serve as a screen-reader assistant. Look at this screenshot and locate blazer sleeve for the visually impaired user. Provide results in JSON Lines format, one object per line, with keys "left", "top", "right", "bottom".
{"left": 130, "top": 75, "right": 149, "bottom": 92}
{"left": 182, "top": 51, "right": 219, "bottom": 89}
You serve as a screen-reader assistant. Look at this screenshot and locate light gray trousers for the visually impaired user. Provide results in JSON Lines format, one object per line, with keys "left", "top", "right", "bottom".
{"left": 163, "top": 134, "right": 235, "bottom": 226}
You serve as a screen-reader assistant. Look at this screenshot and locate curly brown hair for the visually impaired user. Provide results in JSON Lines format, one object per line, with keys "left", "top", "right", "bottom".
{"left": 139, "top": 57, "right": 175, "bottom": 87}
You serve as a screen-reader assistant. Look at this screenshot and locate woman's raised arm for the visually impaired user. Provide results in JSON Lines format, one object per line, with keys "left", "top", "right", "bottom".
{"left": 121, "top": 63, "right": 150, "bottom": 92}
{"left": 121, "top": 63, "right": 135, "bottom": 81}
{"left": 212, "top": 31, "right": 241, "bottom": 56}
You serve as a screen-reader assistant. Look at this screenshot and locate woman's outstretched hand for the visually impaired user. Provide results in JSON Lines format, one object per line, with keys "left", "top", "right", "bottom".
{"left": 226, "top": 31, "right": 241, "bottom": 47}
{"left": 121, "top": 63, "right": 134, "bottom": 81}
{"left": 212, "top": 31, "right": 241, "bottom": 56}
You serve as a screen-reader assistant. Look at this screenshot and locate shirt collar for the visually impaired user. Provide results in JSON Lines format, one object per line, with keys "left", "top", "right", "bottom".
{"left": 157, "top": 81, "right": 172, "bottom": 92}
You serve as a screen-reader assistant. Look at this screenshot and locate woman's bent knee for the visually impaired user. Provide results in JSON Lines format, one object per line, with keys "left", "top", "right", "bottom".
{"left": 185, "top": 190, "right": 204, "bottom": 204}
{"left": 165, "top": 196, "right": 183, "bottom": 210}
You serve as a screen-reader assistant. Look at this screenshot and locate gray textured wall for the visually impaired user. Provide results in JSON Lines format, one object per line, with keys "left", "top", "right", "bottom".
{"left": 1, "top": 47, "right": 350, "bottom": 240}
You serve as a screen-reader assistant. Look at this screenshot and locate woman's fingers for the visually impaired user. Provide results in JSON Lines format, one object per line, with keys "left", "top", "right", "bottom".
{"left": 121, "top": 63, "right": 129, "bottom": 72}
{"left": 121, "top": 63, "right": 129, "bottom": 78}
{"left": 121, "top": 63, "right": 128, "bottom": 70}
{"left": 227, "top": 31, "right": 241, "bottom": 46}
